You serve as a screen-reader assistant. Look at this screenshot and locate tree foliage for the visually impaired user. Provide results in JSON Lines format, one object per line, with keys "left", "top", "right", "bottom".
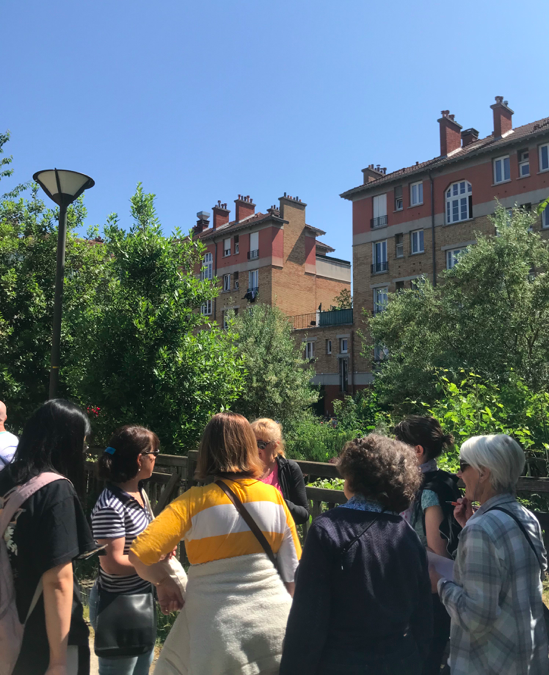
{"left": 367, "top": 206, "right": 549, "bottom": 408}
{"left": 231, "top": 303, "right": 318, "bottom": 424}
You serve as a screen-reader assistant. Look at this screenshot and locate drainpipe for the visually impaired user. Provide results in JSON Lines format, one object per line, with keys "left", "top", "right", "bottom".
{"left": 429, "top": 172, "right": 437, "bottom": 287}
{"left": 214, "top": 238, "right": 218, "bottom": 320}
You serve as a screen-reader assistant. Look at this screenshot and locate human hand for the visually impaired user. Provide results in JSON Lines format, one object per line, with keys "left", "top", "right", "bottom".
{"left": 157, "top": 576, "right": 184, "bottom": 615}
{"left": 454, "top": 497, "right": 474, "bottom": 528}
{"left": 428, "top": 564, "right": 443, "bottom": 593}
{"left": 167, "top": 548, "right": 177, "bottom": 560}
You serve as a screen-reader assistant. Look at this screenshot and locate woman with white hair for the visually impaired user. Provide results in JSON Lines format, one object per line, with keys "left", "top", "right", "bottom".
{"left": 430, "top": 434, "right": 548, "bottom": 675}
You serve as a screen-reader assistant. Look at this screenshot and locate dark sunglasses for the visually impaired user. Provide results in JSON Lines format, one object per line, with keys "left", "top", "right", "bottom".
{"left": 257, "top": 440, "right": 271, "bottom": 450}
{"left": 459, "top": 460, "right": 470, "bottom": 472}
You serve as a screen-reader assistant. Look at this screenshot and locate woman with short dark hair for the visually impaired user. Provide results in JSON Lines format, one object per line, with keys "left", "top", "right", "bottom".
{"left": 89, "top": 425, "right": 160, "bottom": 675}
{"left": 129, "top": 411, "right": 301, "bottom": 675}
{"left": 280, "top": 434, "right": 433, "bottom": 675}
{"left": 0, "top": 399, "right": 95, "bottom": 675}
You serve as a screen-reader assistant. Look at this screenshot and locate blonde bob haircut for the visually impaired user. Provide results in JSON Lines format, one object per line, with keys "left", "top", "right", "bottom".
{"left": 250, "top": 418, "right": 285, "bottom": 458}
{"left": 195, "top": 411, "right": 263, "bottom": 481}
{"left": 460, "top": 434, "right": 525, "bottom": 494}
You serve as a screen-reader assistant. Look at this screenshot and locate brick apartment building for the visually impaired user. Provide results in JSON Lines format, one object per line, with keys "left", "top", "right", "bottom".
{"left": 192, "top": 193, "right": 350, "bottom": 327}
{"left": 308, "top": 96, "right": 549, "bottom": 413}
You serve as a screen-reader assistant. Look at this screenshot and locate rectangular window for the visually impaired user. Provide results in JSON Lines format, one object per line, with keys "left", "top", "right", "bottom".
{"left": 304, "top": 341, "right": 315, "bottom": 360}
{"left": 223, "top": 274, "right": 230, "bottom": 292}
{"left": 374, "top": 345, "right": 389, "bottom": 362}
{"left": 446, "top": 181, "right": 472, "bottom": 224}
{"left": 326, "top": 339, "right": 332, "bottom": 355}
{"left": 223, "top": 238, "right": 231, "bottom": 257}
{"left": 494, "top": 156, "right": 511, "bottom": 183}
{"left": 201, "top": 253, "right": 213, "bottom": 281}
{"left": 518, "top": 150, "right": 530, "bottom": 177}
{"left": 410, "top": 181, "right": 423, "bottom": 206}
{"left": 394, "top": 186, "right": 403, "bottom": 211}
{"left": 234, "top": 271, "right": 239, "bottom": 290}
{"left": 411, "top": 229, "right": 424, "bottom": 254}
{"left": 395, "top": 281, "right": 405, "bottom": 292}
{"left": 372, "top": 194, "right": 388, "bottom": 228}
{"left": 201, "top": 300, "right": 212, "bottom": 315}
{"left": 339, "top": 358, "right": 348, "bottom": 392}
{"left": 540, "top": 144, "right": 549, "bottom": 172}
{"left": 248, "top": 269, "right": 259, "bottom": 291}
{"left": 446, "top": 248, "right": 464, "bottom": 269}
{"left": 395, "top": 233, "right": 404, "bottom": 258}
{"left": 340, "top": 338, "right": 348, "bottom": 354}
{"left": 372, "top": 240, "right": 388, "bottom": 273}
{"left": 249, "top": 232, "right": 259, "bottom": 259}
{"left": 373, "top": 287, "right": 388, "bottom": 315}
{"left": 234, "top": 235, "right": 239, "bottom": 254}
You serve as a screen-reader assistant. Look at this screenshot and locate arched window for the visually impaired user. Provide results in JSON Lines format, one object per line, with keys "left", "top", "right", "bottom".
{"left": 201, "top": 252, "right": 213, "bottom": 281}
{"left": 446, "top": 181, "right": 472, "bottom": 224}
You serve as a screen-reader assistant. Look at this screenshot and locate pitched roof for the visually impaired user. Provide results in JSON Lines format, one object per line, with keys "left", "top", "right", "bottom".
{"left": 316, "top": 239, "right": 335, "bottom": 252}
{"left": 195, "top": 211, "right": 284, "bottom": 240}
{"left": 340, "top": 115, "right": 549, "bottom": 200}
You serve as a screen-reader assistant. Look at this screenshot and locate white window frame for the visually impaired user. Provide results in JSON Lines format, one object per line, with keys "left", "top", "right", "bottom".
{"left": 395, "top": 233, "right": 404, "bottom": 258}
{"left": 249, "top": 231, "right": 259, "bottom": 258}
{"left": 411, "top": 229, "right": 424, "bottom": 254}
{"left": 200, "top": 252, "right": 213, "bottom": 281}
{"left": 372, "top": 194, "right": 388, "bottom": 228}
{"left": 304, "top": 341, "right": 315, "bottom": 360}
{"left": 372, "top": 240, "right": 388, "bottom": 273}
{"left": 234, "top": 235, "right": 240, "bottom": 254}
{"left": 518, "top": 150, "right": 530, "bottom": 177}
{"left": 373, "top": 287, "right": 388, "bottom": 315}
{"left": 410, "top": 181, "right": 423, "bottom": 206}
{"left": 234, "top": 271, "right": 239, "bottom": 290}
{"left": 445, "top": 181, "right": 472, "bottom": 224}
{"left": 493, "top": 155, "right": 511, "bottom": 184}
{"left": 201, "top": 299, "right": 212, "bottom": 315}
{"left": 542, "top": 206, "right": 549, "bottom": 230}
{"left": 394, "top": 186, "right": 403, "bottom": 211}
{"left": 248, "top": 269, "right": 259, "bottom": 291}
{"left": 540, "top": 144, "right": 549, "bottom": 173}
{"left": 446, "top": 248, "right": 464, "bottom": 269}
{"left": 223, "top": 274, "right": 230, "bottom": 292}
{"left": 223, "top": 238, "right": 231, "bottom": 257}
{"left": 326, "top": 339, "right": 332, "bottom": 355}
{"left": 340, "top": 338, "right": 348, "bottom": 354}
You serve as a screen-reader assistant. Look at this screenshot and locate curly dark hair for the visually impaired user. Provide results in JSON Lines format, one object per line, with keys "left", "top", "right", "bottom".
{"left": 338, "top": 434, "right": 421, "bottom": 512}
{"left": 393, "top": 416, "right": 454, "bottom": 461}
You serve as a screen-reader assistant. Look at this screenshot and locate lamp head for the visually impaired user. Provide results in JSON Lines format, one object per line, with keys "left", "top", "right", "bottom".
{"left": 33, "top": 169, "right": 95, "bottom": 207}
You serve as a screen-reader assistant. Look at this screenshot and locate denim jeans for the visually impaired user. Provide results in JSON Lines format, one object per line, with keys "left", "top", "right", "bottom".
{"left": 89, "top": 581, "right": 155, "bottom": 675}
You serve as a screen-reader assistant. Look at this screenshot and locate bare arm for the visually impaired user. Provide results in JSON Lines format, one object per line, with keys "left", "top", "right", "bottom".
{"left": 42, "top": 562, "right": 73, "bottom": 672}
{"left": 425, "top": 505, "right": 450, "bottom": 558}
{"left": 128, "top": 551, "right": 184, "bottom": 614}
{"left": 97, "top": 537, "right": 136, "bottom": 576}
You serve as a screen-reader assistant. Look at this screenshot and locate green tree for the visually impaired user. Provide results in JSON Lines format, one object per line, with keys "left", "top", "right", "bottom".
{"left": 74, "top": 184, "right": 245, "bottom": 451}
{"left": 330, "top": 287, "right": 352, "bottom": 310}
{"left": 368, "top": 206, "right": 549, "bottom": 408}
{"left": 231, "top": 303, "right": 318, "bottom": 423}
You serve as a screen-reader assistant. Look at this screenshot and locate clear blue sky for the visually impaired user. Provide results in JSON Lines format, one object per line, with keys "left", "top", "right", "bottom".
{"left": 3, "top": 0, "right": 547, "bottom": 265}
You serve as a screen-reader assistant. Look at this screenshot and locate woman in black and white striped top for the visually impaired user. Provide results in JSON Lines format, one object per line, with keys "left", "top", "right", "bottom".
{"left": 90, "top": 425, "right": 160, "bottom": 675}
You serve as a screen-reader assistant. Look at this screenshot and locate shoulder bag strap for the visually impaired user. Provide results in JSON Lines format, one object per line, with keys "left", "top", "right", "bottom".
{"left": 486, "top": 506, "right": 544, "bottom": 570}
{"left": 215, "top": 480, "right": 280, "bottom": 576}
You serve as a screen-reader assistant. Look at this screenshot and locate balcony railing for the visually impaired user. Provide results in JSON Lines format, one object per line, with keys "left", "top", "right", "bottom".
{"left": 371, "top": 261, "right": 389, "bottom": 274}
{"left": 371, "top": 215, "right": 388, "bottom": 229}
{"left": 248, "top": 249, "right": 259, "bottom": 260}
{"left": 291, "top": 308, "right": 353, "bottom": 330}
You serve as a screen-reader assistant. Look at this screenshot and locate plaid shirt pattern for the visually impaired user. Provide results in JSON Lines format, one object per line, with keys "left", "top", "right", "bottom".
{"left": 439, "top": 494, "right": 548, "bottom": 675}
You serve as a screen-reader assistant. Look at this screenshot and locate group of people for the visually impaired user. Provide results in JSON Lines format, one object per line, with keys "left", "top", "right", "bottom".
{"left": 1, "top": 398, "right": 547, "bottom": 675}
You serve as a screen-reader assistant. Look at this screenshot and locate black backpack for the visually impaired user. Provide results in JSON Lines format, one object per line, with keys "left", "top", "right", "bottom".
{"left": 416, "top": 469, "right": 462, "bottom": 558}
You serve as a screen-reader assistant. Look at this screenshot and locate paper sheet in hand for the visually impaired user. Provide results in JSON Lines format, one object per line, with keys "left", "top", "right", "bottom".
{"left": 427, "top": 551, "right": 454, "bottom": 581}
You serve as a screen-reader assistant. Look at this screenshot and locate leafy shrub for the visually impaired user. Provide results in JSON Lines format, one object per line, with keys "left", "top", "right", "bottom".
{"left": 284, "top": 415, "right": 357, "bottom": 463}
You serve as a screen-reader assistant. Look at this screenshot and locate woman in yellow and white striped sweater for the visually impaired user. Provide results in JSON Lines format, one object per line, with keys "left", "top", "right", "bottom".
{"left": 129, "top": 412, "right": 302, "bottom": 675}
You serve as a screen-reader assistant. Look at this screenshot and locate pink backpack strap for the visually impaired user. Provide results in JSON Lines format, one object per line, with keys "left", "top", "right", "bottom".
{"left": 0, "top": 473, "right": 69, "bottom": 536}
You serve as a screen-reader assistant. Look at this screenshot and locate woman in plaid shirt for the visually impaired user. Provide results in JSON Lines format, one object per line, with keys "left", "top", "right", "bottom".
{"left": 431, "top": 435, "right": 548, "bottom": 675}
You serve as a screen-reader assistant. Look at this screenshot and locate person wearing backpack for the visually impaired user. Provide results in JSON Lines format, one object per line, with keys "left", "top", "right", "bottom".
{"left": 0, "top": 399, "right": 95, "bottom": 675}
{"left": 394, "top": 416, "right": 462, "bottom": 675}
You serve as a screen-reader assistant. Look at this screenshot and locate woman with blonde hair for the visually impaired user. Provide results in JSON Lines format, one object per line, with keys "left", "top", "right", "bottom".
{"left": 251, "top": 418, "right": 309, "bottom": 525}
{"left": 129, "top": 412, "right": 301, "bottom": 675}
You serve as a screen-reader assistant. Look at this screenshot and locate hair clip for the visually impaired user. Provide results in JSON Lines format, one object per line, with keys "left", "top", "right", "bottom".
{"left": 105, "top": 446, "right": 116, "bottom": 455}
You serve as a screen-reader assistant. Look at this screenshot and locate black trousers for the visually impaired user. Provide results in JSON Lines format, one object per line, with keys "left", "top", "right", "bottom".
{"left": 422, "top": 593, "right": 451, "bottom": 675}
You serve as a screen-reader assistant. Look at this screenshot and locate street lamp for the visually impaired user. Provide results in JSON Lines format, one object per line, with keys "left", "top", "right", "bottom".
{"left": 33, "top": 169, "right": 95, "bottom": 399}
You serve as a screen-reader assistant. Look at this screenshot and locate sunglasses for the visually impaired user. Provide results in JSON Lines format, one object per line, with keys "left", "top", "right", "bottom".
{"left": 142, "top": 450, "right": 160, "bottom": 457}
{"left": 459, "top": 461, "right": 470, "bottom": 472}
{"left": 257, "top": 440, "right": 271, "bottom": 450}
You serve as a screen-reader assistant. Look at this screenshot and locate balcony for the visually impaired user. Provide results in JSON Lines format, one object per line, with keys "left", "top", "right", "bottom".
{"left": 371, "top": 215, "right": 388, "bottom": 229}
{"left": 248, "top": 249, "right": 259, "bottom": 260}
{"left": 371, "top": 261, "right": 389, "bottom": 274}
{"left": 291, "top": 308, "right": 353, "bottom": 330}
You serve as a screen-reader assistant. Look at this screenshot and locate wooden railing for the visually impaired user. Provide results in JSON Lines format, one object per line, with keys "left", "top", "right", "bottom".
{"left": 84, "top": 450, "right": 549, "bottom": 547}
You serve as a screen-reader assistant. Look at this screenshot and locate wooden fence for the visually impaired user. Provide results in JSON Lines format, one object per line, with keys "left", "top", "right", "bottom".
{"left": 84, "top": 450, "right": 549, "bottom": 549}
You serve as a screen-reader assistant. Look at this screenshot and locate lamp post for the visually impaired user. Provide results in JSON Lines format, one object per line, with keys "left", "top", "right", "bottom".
{"left": 33, "top": 169, "right": 95, "bottom": 399}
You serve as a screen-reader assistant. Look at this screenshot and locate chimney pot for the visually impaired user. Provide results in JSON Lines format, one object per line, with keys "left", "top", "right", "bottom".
{"left": 490, "top": 95, "right": 514, "bottom": 138}
{"left": 212, "top": 202, "right": 230, "bottom": 230}
{"left": 438, "top": 110, "right": 463, "bottom": 157}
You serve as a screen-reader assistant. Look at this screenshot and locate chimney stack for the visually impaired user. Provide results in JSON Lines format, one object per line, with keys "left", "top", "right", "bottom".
{"left": 194, "top": 211, "right": 210, "bottom": 234}
{"left": 438, "top": 110, "right": 463, "bottom": 157}
{"left": 490, "top": 96, "right": 514, "bottom": 138}
{"left": 212, "top": 201, "right": 230, "bottom": 230}
{"left": 234, "top": 195, "right": 255, "bottom": 222}
{"left": 361, "top": 164, "right": 386, "bottom": 184}
{"left": 461, "top": 128, "right": 479, "bottom": 148}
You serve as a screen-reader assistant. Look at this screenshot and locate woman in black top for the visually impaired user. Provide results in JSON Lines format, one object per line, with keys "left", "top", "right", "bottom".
{"left": 251, "top": 418, "right": 309, "bottom": 525}
{"left": 280, "top": 434, "right": 432, "bottom": 675}
{"left": 0, "top": 399, "right": 95, "bottom": 675}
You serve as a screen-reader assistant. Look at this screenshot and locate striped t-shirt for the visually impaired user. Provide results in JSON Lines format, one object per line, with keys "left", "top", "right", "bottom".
{"left": 131, "top": 478, "right": 302, "bottom": 582}
{"left": 91, "top": 485, "right": 153, "bottom": 593}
